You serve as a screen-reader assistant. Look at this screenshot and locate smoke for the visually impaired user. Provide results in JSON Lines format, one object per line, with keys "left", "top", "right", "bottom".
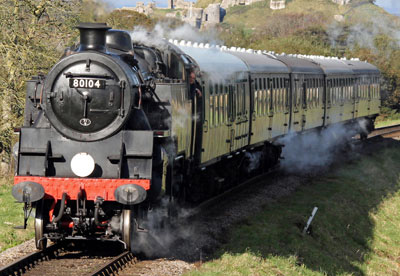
{"left": 131, "top": 199, "right": 195, "bottom": 258}
{"left": 326, "top": 21, "right": 344, "bottom": 48}
{"left": 130, "top": 22, "right": 240, "bottom": 80}
{"left": 129, "top": 22, "right": 223, "bottom": 49}
{"left": 326, "top": 10, "right": 400, "bottom": 52}
{"left": 276, "top": 120, "right": 367, "bottom": 173}
{"left": 244, "top": 151, "right": 262, "bottom": 173}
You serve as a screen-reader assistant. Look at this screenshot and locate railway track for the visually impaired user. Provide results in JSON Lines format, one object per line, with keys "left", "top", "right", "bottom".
{"left": 2, "top": 123, "right": 400, "bottom": 276}
{"left": 369, "top": 124, "right": 400, "bottom": 139}
{"left": 0, "top": 242, "right": 136, "bottom": 276}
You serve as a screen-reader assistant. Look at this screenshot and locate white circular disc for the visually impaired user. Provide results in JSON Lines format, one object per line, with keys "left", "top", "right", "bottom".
{"left": 70, "top": 152, "right": 95, "bottom": 177}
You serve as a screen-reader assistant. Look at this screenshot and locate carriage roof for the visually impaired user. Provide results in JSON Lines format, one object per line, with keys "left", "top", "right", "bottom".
{"left": 275, "top": 55, "right": 324, "bottom": 74}
{"left": 341, "top": 59, "right": 380, "bottom": 75}
{"left": 227, "top": 51, "right": 289, "bottom": 74}
{"left": 306, "top": 57, "right": 354, "bottom": 75}
{"left": 176, "top": 45, "right": 249, "bottom": 79}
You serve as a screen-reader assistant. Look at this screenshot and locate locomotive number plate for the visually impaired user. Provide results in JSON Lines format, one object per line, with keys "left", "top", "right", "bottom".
{"left": 69, "top": 78, "right": 105, "bottom": 89}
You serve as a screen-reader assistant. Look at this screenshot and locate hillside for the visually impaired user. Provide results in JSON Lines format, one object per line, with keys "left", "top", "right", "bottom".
{"left": 190, "top": 0, "right": 400, "bottom": 112}
{"left": 215, "top": 0, "right": 400, "bottom": 48}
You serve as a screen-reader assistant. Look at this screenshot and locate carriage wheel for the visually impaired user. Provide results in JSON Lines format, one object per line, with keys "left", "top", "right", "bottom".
{"left": 122, "top": 209, "right": 133, "bottom": 251}
{"left": 35, "top": 201, "right": 47, "bottom": 250}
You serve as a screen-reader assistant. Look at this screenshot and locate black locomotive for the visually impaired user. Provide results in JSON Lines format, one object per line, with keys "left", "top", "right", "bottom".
{"left": 12, "top": 23, "right": 380, "bottom": 251}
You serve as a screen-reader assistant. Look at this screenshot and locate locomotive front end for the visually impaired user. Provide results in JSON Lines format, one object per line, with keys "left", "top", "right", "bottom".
{"left": 12, "top": 23, "right": 155, "bottom": 251}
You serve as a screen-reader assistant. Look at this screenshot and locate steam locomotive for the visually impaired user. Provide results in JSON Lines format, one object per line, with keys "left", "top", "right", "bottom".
{"left": 12, "top": 23, "right": 380, "bottom": 251}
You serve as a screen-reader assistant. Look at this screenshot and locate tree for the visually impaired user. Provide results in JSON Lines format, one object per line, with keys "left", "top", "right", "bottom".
{"left": 0, "top": 0, "right": 80, "bottom": 168}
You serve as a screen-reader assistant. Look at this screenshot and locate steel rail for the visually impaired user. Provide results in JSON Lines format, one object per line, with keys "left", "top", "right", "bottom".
{"left": 0, "top": 243, "right": 64, "bottom": 276}
{"left": 87, "top": 251, "right": 137, "bottom": 276}
{"left": 369, "top": 124, "right": 400, "bottom": 138}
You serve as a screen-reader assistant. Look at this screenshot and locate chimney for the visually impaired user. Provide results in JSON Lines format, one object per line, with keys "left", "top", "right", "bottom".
{"left": 77, "top": 22, "right": 111, "bottom": 52}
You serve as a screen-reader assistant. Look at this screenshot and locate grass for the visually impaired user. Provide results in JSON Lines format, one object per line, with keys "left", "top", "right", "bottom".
{"left": 0, "top": 177, "right": 34, "bottom": 252}
{"left": 375, "top": 119, "right": 400, "bottom": 129}
{"left": 186, "top": 141, "right": 400, "bottom": 275}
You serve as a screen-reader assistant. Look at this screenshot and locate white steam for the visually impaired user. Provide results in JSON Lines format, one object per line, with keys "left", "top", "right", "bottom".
{"left": 131, "top": 199, "right": 195, "bottom": 258}
{"left": 327, "top": 11, "right": 400, "bottom": 52}
{"left": 129, "top": 22, "right": 222, "bottom": 49}
{"left": 244, "top": 151, "right": 262, "bottom": 173}
{"left": 276, "top": 120, "right": 367, "bottom": 173}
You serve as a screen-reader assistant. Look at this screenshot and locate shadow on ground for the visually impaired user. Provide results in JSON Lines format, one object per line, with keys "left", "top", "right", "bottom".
{"left": 208, "top": 137, "right": 400, "bottom": 275}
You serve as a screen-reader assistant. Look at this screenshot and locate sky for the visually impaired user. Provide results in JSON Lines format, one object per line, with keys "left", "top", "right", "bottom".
{"left": 374, "top": 0, "right": 400, "bottom": 15}
{"left": 101, "top": 0, "right": 399, "bottom": 14}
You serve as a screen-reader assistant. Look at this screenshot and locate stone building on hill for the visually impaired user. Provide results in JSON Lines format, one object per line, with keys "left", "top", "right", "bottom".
{"left": 168, "top": 0, "right": 191, "bottom": 9}
{"left": 332, "top": 0, "right": 351, "bottom": 5}
{"left": 220, "top": 0, "right": 263, "bottom": 9}
{"left": 270, "top": 0, "right": 285, "bottom": 10}
{"left": 182, "top": 3, "right": 222, "bottom": 29}
{"left": 119, "top": 2, "right": 155, "bottom": 16}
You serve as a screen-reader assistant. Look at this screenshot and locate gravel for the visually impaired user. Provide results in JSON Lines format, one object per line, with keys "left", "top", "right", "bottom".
{"left": 0, "top": 239, "right": 37, "bottom": 267}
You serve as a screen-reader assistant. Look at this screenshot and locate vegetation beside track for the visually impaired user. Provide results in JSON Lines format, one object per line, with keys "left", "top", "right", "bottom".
{"left": 186, "top": 140, "right": 400, "bottom": 276}
{"left": 0, "top": 177, "right": 34, "bottom": 252}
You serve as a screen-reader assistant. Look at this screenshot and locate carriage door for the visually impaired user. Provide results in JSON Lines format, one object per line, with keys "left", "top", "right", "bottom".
{"left": 227, "top": 84, "right": 235, "bottom": 153}
{"left": 234, "top": 82, "right": 243, "bottom": 151}
{"left": 284, "top": 78, "right": 290, "bottom": 134}
{"left": 291, "top": 77, "right": 300, "bottom": 132}
{"left": 325, "top": 79, "right": 332, "bottom": 125}
{"left": 367, "top": 76, "right": 372, "bottom": 115}
{"left": 240, "top": 81, "right": 250, "bottom": 148}
{"left": 352, "top": 78, "right": 358, "bottom": 119}
{"left": 301, "top": 79, "right": 307, "bottom": 131}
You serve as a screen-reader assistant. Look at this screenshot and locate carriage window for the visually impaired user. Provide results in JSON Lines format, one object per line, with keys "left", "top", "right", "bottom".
{"left": 220, "top": 92, "right": 224, "bottom": 124}
{"left": 273, "top": 78, "right": 277, "bottom": 111}
{"left": 315, "top": 79, "right": 318, "bottom": 106}
{"left": 228, "top": 85, "right": 232, "bottom": 121}
{"left": 224, "top": 88, "right": 228, "bottom": 123}
{"left": 254, "top": 82, "right": 258, "bottom": 116}
{"left": 275, "top": 78, "right": 279, "bottom": 111}
{"left": 257, "top": 81, "right": 260, "bottom": 116}
{"left": 279, "top": 78, "right": 283, "bottom": 110}
{"left": 284, "top": 79, "right": 289, "bottom": 108}
{"left": 210, "top": 93, "right": 214, "bottom": 127}
{"left": 215, "top": 89, "right": 219, "bottom": 125}
{"left": 281, "top": 78, "right": 284, "bottom": 111}
{"left": 335, "top": 79, "right": 338, "bottom": 104}
{"left": 260, "top": 78, "right": 267, "bottom": 114}
{"left": 235, "top": 84, "right": 239, "bottom": 118}
{"left": 235, "top": 84, "right": 239, "bottom": 116}
{"left": 313, "top": 79, "right": 317, "bottom": 108}
{"left": 242, "top": 83, "right": 246, "bottom": 115}
{"left": 347, "top": 79, "right": 350, "bottom": 100}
